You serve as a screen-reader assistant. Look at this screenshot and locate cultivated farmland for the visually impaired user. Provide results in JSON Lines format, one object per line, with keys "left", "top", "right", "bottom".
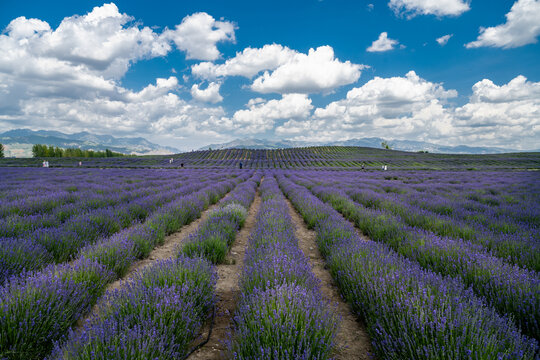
{"left": 0, "top": 149, "right": 539, "bottom": 360}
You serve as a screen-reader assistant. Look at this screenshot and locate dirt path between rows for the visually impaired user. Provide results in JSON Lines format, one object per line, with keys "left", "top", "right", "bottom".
{"left": 111, "top": 202, "right": 223, "bottom": 291}
{"left": 189, "top": 188, "right": 262, "bottom": 360}
{"left": 75, "top": 201, "right": 222, "bottom": 329}
{"left": 284, "top": 198, "right": 375, "bottom": 360}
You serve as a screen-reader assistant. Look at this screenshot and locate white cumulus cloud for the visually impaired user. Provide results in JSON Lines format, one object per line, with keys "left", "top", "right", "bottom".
{"left": 466, "top": 0, "right": 540, "bottom": 49}
{"left": 125, "top": 76, "right": 179, "bottom": 102}
{"left": 225, "top": 94, "right": 313, "bottom": 134}
{"left": 367, "top": 32, "right": 399, "bottom": 52}
{"left": 278, "top": 71, "right": 456, "bottom": 141}
{"left": 250, "top": 46, "right": 364, "bottom": 94}
{"left": 436, "top": 34, "right": 453, "bottom": 46}
{"left": 389, "top": 0, "right": 470, "bottom": 17}
{"left": 312, "top": 71, "right": 456, "bottom": 138}
{"left": 0, "top": 3, "right": 170, "bottom": 81}
{"left": 162, "top": 12, "right": 235, "bottom": 60}
{"left": 191, "top": 82, "right": 223, "bottom": 103}
{"left": 193, "top": 45, "right": 364, "bottom": 95}
{"left": 0, "top": 4, "right": 237, "bottom": 148}
{"left": 192, "top": 44, "right": 297, "bottom": 79}
{"left": 453, "top": 76, "right": 540, "bottom": 149}
{"left": 469, "top": 75, "right": 540, "bottom": 103}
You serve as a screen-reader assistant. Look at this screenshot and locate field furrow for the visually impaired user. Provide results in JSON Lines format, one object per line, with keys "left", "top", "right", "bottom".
{"left": 284, "top": 195, "right": 374, "bottom": 359}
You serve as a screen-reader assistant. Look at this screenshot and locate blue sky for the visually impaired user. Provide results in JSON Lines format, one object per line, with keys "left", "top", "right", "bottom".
{"left": 0, "top": 0, "right": 539, "bottom": 150}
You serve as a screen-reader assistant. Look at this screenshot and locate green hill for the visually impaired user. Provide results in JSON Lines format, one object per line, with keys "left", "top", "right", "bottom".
{"left": 1, "top": 146, "right": 538, "bottom": 170}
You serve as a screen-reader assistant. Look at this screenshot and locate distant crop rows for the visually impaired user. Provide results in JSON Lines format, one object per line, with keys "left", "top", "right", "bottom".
{"left": 1, "top": 146, "right": 539, "bottom": 170}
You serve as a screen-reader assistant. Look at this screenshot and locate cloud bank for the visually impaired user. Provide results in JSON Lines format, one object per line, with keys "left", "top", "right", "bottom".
{"left": 0, "top": 3, "right": 236, "bottom": 146}
{"left": 276, "top": 73, "right": 540, "bottom": 150}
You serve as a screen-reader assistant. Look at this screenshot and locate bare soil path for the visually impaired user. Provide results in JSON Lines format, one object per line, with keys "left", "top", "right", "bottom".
{"left": 189, "top": 188, "right": 262, "bottom": 360}
{"left": 75, "top": 201, "right": 222, "bottom": 329}
{"left": 284, "top": 198, "right": 375, "bottom": 360}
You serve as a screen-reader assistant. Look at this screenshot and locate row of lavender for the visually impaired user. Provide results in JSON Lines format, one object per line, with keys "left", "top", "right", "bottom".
{"left": 291, "top": 173, "right": 539, "bottom": 341}
{"left": 0, "top": 173, "right": 248, "bottom": 360}
{"left": 307, "top": 170, "right": 539, "bottom": 271}
{"left": 229, "top": 176, "right": 338, "bottom": 358}
{"left": 53, "top": 256, "right": 216, "bottom": 359}
{"left": 276, "top": 174, "right": 538, "bottom": 359}
{"left": 181, "top": 174, "right": 261, "bottom": 264}
{"left": 0, "top": 169, "right": 216, "bottom": 238}
{"left": 0, "top": 168, "right": 188, "bottom": 216}
{"left": 0, "top": 179, "right": 173, "bottom": 237}
{"left": 306, "top": 170, "right": 539, "bottom": 233}
{"left": 52, "top": 173, "right": 261, "bottom": 359}
{"left": 0, "top": 169, "right": 241, "bottom": 282}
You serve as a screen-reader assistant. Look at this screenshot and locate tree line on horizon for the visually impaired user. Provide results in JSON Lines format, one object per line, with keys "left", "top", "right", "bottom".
{"left": 31, "top": 144, "right": 126, "bottom": 158}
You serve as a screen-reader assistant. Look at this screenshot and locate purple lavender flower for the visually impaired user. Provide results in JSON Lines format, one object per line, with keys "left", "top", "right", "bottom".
{"left": 53, "top": 256, "right": 216, "bottom": 359}
{"left": 0, "top": 259, "right": 114, "bottom": 360}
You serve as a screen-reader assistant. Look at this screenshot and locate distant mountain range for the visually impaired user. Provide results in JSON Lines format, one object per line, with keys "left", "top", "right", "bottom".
{"left": 0, "top": 129, "right": 179, "bottom": 157}
{"left": 199, "top": 138, "right": 534, "bottom": 154}
{"left": 1, "top": 129, "right": 535, "bottom": 158}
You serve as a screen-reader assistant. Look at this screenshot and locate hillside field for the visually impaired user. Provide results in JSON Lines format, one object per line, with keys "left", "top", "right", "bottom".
{"left": 1, "top": 146, "right": 539, "bottom": 170}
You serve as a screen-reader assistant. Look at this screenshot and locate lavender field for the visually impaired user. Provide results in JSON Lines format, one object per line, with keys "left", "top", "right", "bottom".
{"left": 0, "top": 165, "right": 538, "bottom": 359}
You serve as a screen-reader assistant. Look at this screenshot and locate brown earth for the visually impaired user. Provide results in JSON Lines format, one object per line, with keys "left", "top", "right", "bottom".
{"left": 189, "top": 188, "right": 262, "bottom": 360}
{"left": 284, "top": 197, "right": 375, "bottom": 360}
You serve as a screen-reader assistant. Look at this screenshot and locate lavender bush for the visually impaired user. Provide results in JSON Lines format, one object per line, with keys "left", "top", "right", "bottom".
{"left": 0, "top": 259, "right": 114, "bottom": 360}
{"left": 0, "top": 237, "right": 53, "bottom": 282}
{"left": 52, "top": 256, "right": 216, "bottom": 360}
{"left": 180, "top": 173, "right": 259, "bottom": 264}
